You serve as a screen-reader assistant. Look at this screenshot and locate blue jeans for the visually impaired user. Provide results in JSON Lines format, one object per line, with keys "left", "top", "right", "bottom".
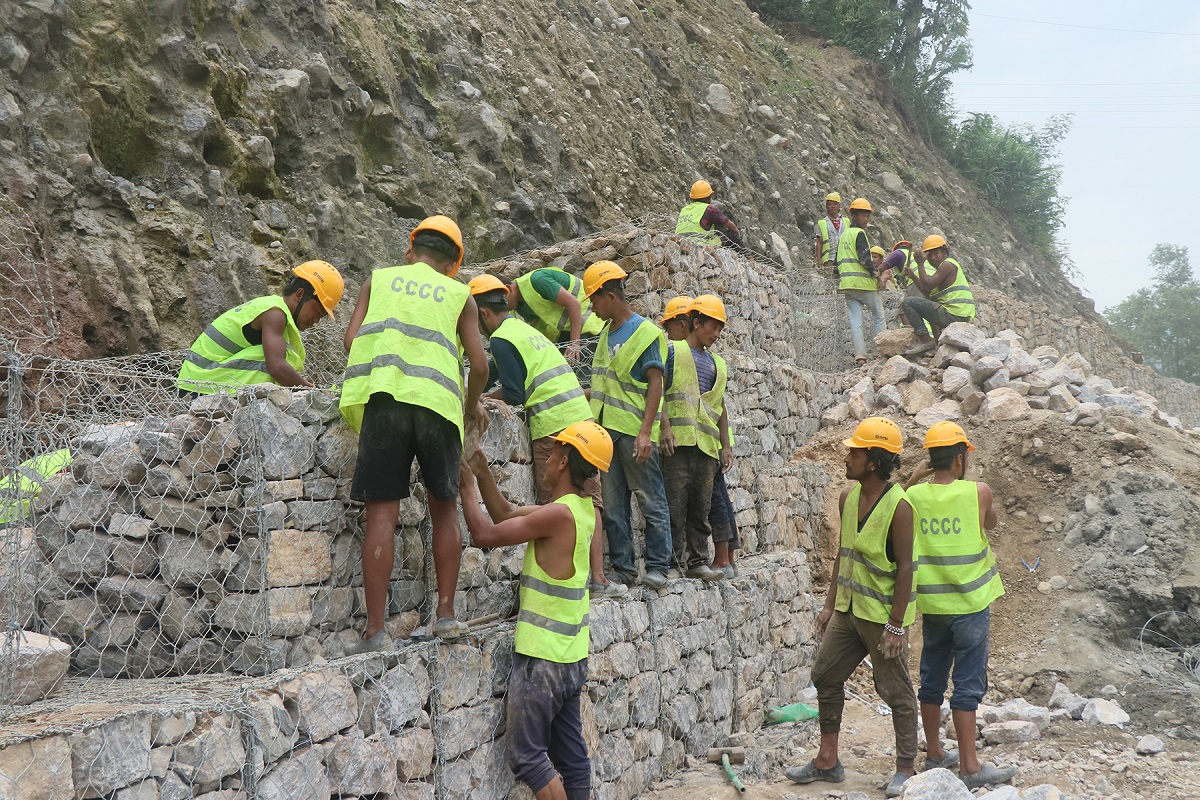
{"left": 918, "top": 607, "right": 991, "bottom": 711}
{"left": 601, "top": 432, "right": 673, "bottom": 579}
{"left": 843, "top": 289, "right": 885, "bottom": 359}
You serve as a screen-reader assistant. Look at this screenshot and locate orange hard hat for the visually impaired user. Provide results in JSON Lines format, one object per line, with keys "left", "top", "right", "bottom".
{"left": 553, "top": 420, "right": 614, "bottom": 471}
{"left": 410, "top": 215, "right": 465, "bottom": 276}
{"left": 583, "top": 261, "right": 628, "bottom": 297}
{"left": 660, "top": 296, "right": 694, "bottom": 324}
{"left": 849, "top": 198, "right": 873, "bottom": 212}
{"left": 843, "top": 417, "right": 903, "bottom": 454}
{"left": 292, "top": 260, "right": 344, "bottom": 319}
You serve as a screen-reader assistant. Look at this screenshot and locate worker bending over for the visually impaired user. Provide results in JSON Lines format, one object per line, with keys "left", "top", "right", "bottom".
{"left": 676, "top": 180, "right": 741, "bottom": 247}
{"left": 504, "top": 266, "right": 604, "bottom": 372}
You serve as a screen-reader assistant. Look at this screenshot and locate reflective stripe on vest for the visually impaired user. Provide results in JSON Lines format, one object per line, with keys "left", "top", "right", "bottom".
{"left": 514, "top": 492, "right": 595, "bottom": 664}
{"left": 834, "top": 482, "right": 916, "bottom": 625}
{"left": 589, "top": 319, "right": 666, "bottom": 440}
{"left": 818, "top": 216, "right": 849, "bottom": 263}
{"left": 176, "top": 295, "right": 306, "bottom": 395}
{"left": 0, "top": 448, "right": 73, "bottom": 526}
{"left": 907, "top": 480, "right": 1004, "bottom": 615}
{"left": 928, "top": 258, "right": 976, "bottom": 320}
{"left": 515, "top": 268, "right": 604, "bottom": 341}
{"left": 490, "top": 316, "right": 593, "bottom": 439}
{"left": 835, "top": 227, "right": 877, "bottom": 292}
{"left": 339, "top": 263, "right": 469, "bottom": 436}
{"left": 676, "top": 202, "right": 719, "bottom": 245}
{"left": 663, "top": 344, "right": 727, "bottom": 460}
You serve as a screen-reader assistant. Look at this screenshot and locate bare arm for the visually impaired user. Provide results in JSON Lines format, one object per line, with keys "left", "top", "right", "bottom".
{"left": 460, "top": 466, "right": 573, "bottom": 548}
{"left": 718, "top": 404, "right": 732, "bottom": 473}
{"left": 979, "top": 481, "right": 998, "bottom": 530}
{"left": 458, "top": 296, "right": 488, "bottom": 416}
{"left": 343, "top": 277, "right": 372, "bottom": 353}
{"left": 904, "top": 460, "right": 934, "bottom": 490}
{"left": 887, "top": 498, "right": 915, "bottom": 627}
{"left": 554, "top": 287, "right": 584, "bottom": 345}
{"left": 911, "top": 259, "right": 956, "bottom": 297}
{"left": 259, "top": 308, "right": 312, "bottom": 387}
{"left": 818, "top": 486, "right": 852, "bottom": 634}
{"left": 633, "top": 365, "right": 664, "bottom": 462}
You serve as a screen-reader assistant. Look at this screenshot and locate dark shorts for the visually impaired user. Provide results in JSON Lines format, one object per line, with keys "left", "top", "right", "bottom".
{"left": 350, "top": 393, "right": 461, "bottom": 502}
{"left": 918, "top": 607, "right": 991, "bottom": 711}
{"left": 506, "top": 652, "right": 591, "bottom": 798}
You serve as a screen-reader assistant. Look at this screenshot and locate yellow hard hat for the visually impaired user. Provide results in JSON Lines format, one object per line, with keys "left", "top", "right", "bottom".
{"left": 690, "top": 294, "right": 728, "bottom": 323}
{"left": 922, "top": 234, "right": 948, "bottom": 251}
{"left": 292, "top": 260, "right": 344, "bottom": 319}
{"left": 849, "top": 198, "right": 873, "bottom": 212}
{"left": 893, "top": 240, "right": 912, "bottom": 251}
{"left": 583, "top": 260, "right": 628, "bottom": 297}
{"left": 825, "top": 192, "right": 842, "bottom": 203}
{"left": 923, "top": 421, "right": 975, "bottom": 451}
{"left": 468, "top": 274, "right": 507, "bottom": 296}
{"left": 843, "top": 417, "right": 903, "bottom": 454}
{"left": 552, "top": 420, "right": 614, "bottom": 471}
{"left": 690, "top": 180, "right": 714, "bottom": 200}
{"left": 659, "top": 295, "right": 694, "bottom": 324}
{"left": 410, "top": 215, "right": 465, "bottom": 276}
{"left": 870, "top": 246, "right": 886, "bottom": 258}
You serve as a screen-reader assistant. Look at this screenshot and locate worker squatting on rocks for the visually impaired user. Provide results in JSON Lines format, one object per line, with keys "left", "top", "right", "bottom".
{"left": 583, "top": 260, "right": 674, "bottom": 590}
{"left": 904, "top": 422, "right": 1018, "bottom": 790}
{"left": 900, "top": 234, "right": 978, "bottom": 357}
{"left": 502, "top": 264, "right": 605, "bottom": 382}
{"left": 660, "top": 295, "right": 733, "bottom": 582}
{"left": 676, "top": 180, "right": 743, "bottom": 248}
{"left": 813, "top": 191, "right": 850, "bottom": 277}
{"left": 460, "top": 420, "right": 613, "bottom": 800}
{"left": 788, "top": 417, "right": 918, "bottom": 799}
{"left": 467, "top": 274, "right": 628, "bottom": 599}
{"left": 339, "top": 215, "right": 489, "bottom": 650}
{"left": 836, "top": 198, "right": 888, "bottom": 366}
{"left": 176, "top": 260, "right": 344, "bottom": 396}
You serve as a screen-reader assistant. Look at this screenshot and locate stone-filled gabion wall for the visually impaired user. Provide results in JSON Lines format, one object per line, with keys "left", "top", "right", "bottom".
{"left": 0, "top": 551, "right": 815, "bottom": 800}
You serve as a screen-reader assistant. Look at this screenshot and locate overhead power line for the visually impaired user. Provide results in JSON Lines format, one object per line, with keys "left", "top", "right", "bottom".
{"left": 959, "top": 81, "right": 1200, "bottom": 87}
{"left": 974, "top": 11, "right": 1200, "bottom": 37}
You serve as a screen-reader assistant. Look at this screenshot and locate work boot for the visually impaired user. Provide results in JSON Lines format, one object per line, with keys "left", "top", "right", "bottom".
{"left": 590, "top": 579, "right": 628, "bottom": 598}
{"left": 904, "top": 340, "right": 935, "bottom": 357}
{"left": 642, "top": 570, "right": 668, "bottom": 590}
{"left": 785, "top": 759, "right": 845, "bottom": 785}
{"left": 883, "top": 772, "right": 911, "bottom": 798}
{"left": 961, "top": 762, "right": 1018, "bottom": 789}
{"left": 685, "top": 564, "right": 725, "bottom": 582}
{"left": 345, "top": 629, "right": 393, "bottom": 656}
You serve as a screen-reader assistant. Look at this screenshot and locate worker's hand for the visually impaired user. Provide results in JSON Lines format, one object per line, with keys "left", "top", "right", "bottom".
{"left": 659, "top": 426, "right": 677, "bottom": 458}
{"left": 721, "top": 447, "right": 734, "bottom": 473}
{"left": 468, "top": 400, "right": 487, "bottom": 422}
{"left": 633, "top": 431, "right": 654, "bottom": 463}
{"left": 817, "top": 606, "right": 833, "bottom": 636}
{"left": 481, "top": 396, "right": 514, "bottom": 420}
{"left": 467, "top": 444, "right": 490, "bottom": 477}
{"left": 879, "top": 629, "right": 906, "bottom": 660}
{"left": 458, "top": 461, "right": 476, "bottom": 494}
{"left": 564, "top": 341, "right": 582, "bottom": 365}
{"left": 908, "top": 461, "right": 934, "bottom": 485}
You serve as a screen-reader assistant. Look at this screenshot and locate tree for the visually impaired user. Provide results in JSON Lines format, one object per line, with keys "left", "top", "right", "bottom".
{"left": 1105, "top": 245, "right": 1200, "bottom": 384}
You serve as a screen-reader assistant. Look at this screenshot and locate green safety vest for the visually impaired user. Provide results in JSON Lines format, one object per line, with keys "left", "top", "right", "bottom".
{"left": 675, "top": 201, "right": 720, "bottom": 245}
{"left": 515, "top": 268, "right": 604, "bottom": 342}
{"left": 664, "top": 343, "right": 727, "bottom": 460}
{"left": 340, "top": 262, "right": 470, "bottom": 436}
{"left": 893, "top": 250, "right": 929, "bottom": 288}
{"left": 834, "top": 482, "right": 916, "bottom": 626}
{"left": 589, "top": 319, "right": 667, "bottom": 441}
{"left": 817, "top": 217, "right": 851, "bottom": 264}
{"left": 490, "top": 316, "right": 593, "bottom": 440}
{"left": 515, "top": 492, "right": 594, "bottom": 664}
{"left": 0, "top": 449, "right": 72, "bottom": 525}
{"left": 927, "top": 257, "right": 976, "bottom": 321}
{"left": 835, "top": 227, "right": 877, "bottom": 292}
{"left": 907, "top": 480, "right": 1004, "bottom": 615}
{"left": 176, "top": 295, "right": 306, "bottom": 395}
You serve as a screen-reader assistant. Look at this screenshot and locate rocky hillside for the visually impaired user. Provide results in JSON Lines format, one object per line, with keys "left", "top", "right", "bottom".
{"left": 1, "top": 0, "right": 1095, "bottom": 358}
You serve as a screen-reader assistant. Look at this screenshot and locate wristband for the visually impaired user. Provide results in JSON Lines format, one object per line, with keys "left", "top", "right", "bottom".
{"left": 884, "top": 622, "right": 906, "bottom": 636}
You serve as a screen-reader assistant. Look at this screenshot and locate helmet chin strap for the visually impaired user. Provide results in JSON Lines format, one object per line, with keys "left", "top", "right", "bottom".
{"left": 290, "top": 286, "right": 315, "bottom": 325}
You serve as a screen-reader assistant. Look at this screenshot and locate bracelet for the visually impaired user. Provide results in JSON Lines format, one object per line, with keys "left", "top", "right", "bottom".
{"left": 884, "top": 622, "right": 906, "bottom": 636}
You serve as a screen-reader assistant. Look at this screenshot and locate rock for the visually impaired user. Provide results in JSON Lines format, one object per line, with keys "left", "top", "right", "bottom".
{"left": 847, "top": 377, "right": 875, "bottom": 420}
{"left": 879, "top": 171, "right": 905, "bottom": 193}
{"left": 941, "top": 366, "right": 971, "bottom": 395}
{"left": 1066, "top": 402, "right": 1103, "bottom": 426}
{"left": 982, "top": 720, "right": 1040, "bottom": 744}
{"left": 977, "top": 787, "right": 1021, "bottom": 800}
{"left": 109, "top": 512, "right": 153, "bottom": 540}
{"left": 235, "top": 400, "right": 316, "bottom": 480}
{"left": 256, "top": 748, "right": 330, "bottom": 800}
{"left": 279, "top": 671, "right": 359, "bottom": 741}
{"left": 1020, "top": 787, "right": 1066, "bottom": 800}
{"left": 0, "top": 736, "right": 75, "bottom": 800}
{"left": 315, "top": 422, "right": 358, "bottom": 478}
{"left": 395, "top": 727, "right": 435, "bottom": 780}
{"left": 876, "top": 384, "right": 902, "bottom": 407}
{"left": 138, "top": 495, "right": 212, "bottom": 534}
{"left": 1082, "top": 698, "right": 1129, "bottom": 725}
{"left": 982, "top": 368, "right": 1011, "bottom": 393}
{"left": 214, "top": 588, "right": 313, "bottom": 637}
{"left": 135, "top": 430, "right": 186, "bottom": 463}
{"left": 265, "top": 529, "right": 333, "bottom": 586}
{"left": 981, "top": 388, "right": 1030, "bottom": 421}
{"left": 1111, "top": 431, "right": 1149, "bottom": 452}
{"left": 949, "top": 350, "right": 974, "bottom": 370}
{"left": 705, "top": 83, "right": 736, "bottom": 116}
{"left": 1022, "top": 371, "right": 1051, "bottom": 396}
{"left": 769, "top": 233, "right": 794, "bottom": 270}
{"left": 91, "top": 440, "right": 146, "bottom": 488}
{"left": 969, "top": 338, "right": 1012, "bottom": 362}
{"left": 1061, "top": 352, "right": 1092, "bottom": 375}
{"left": 897, "top": 768, "right": 972, "bottom": 799}
{"left": 960, "top": 391, "right": 985, "bottom": 417}
{"left": 376, "top": 662, "right": 431, "bottom": 731}
{"left": 1095, "top": 393, "right": 1146, "bottom": 415}
{"left": 1040, "top": 363, "right": 1084, "bottom": 387}
{"left": 875, "top": 355, "right": 917, "bottom": 388}
{"left": 69, "top": 714, "right": 152, "bottom": 797}
{"left": 969, "top": 356, "right": 1004, "bottom": 385}
{"left": 580, "top": 68, "right": 601, "bottom": 89}
{"left": 873, "top": 328, "right": 917, "bottom": 357}
{"left": 4, "top": 631, "right": 70, "bottom": 704}
{"left": 1046, "top": 385, "right": 1078, "bottom": 412}
{"left": 820, "top": 402, "right": 850, "bottom": 428}
{"left": 326, "top": 736, "right": 398, "bottom": 795}
{"left": 181, "top": 421, "right": 240, "bottom": 473}
{"left": 173, "top": 714, "right": 245, "bottom": 785}
{"left": 914, "top": 400, "right": 962, "bottom": 428}
{"left": 939, "top": 322, "right": 984, "bottom": 350}
{"left": 930, "top": 343, "right": 959, "bottom": 369}
{"left": 1003, "top": 348, "right": 1040, "bottom": 378}
{"left": 95, "top": 576, "right": 169, "bottom": 613}
{"left": 190, "top": 393, "right": 237, "bottom": 419}
{"left": 1136, "top": 733, "right": 1165, "bottom": 754}
{"left": 900, "top": 380, "right": 936, "bottom": 415}
{"left": 158, "top": 534, "right": 234, "bottom": 587}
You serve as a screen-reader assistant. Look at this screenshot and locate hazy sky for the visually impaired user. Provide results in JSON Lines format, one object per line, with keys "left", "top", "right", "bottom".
{"left": 950, "top": 1, "right": 1200, "bottom": 312}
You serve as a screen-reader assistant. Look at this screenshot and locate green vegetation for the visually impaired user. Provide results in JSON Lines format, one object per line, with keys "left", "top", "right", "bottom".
{"left": 1105, "top": 245, "right": 1200, "bottom": 384}
{"left": 750, "top": 0, "right": 1071, "bottom": 267}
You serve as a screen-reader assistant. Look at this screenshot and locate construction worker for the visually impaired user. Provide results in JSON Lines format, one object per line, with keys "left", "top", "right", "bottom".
{"left": 468, "top": 274, "right": 626, "bottom": 599}
{"left": 904, "top": 422, "right": 1017, "bottom": 789}
{"left": 813, "top": 192, "right": 849, "bottom": 277}
{"left": 340, "top": 215, "right": 488, "bottom": 650}
{"left": 676, "top": 180, "right": 742, "bottom": 247}
{"left": 504, "top": 266, "right": 604, "bottom": 370}
{"left": 787, "top": 417, "right": 917, "bottom": 799}
{"left": 836, "top": 198, "right": 884, "bottom": 366}
{"left": 585, "top": 261, "right": 673, "bottom": 590}
{"left": 176, "top": 261, "right": 343, "bottom": 395}
{"left": 660, "top": 294, "right": 731, "bottom": 582}
{"left": 659, "top": 295, "right": 694, "bottom": 343}
{"left": 460, "top": 420, "right": 612, "bottom": 800}
{"left": 0, "top": 449, "right": 72, "bottom": 526}
{"left": 900, "top": 234, "right": 977, "bottom": 357}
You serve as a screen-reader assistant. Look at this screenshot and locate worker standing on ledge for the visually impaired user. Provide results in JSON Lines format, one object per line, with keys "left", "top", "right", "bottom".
{"left": 813, "top": 192, "right": 849, "bottom": 277}
{"left": 836, "top": 198, "right": 885, "bottom": 366}
{"left": 176, "top": 261, "right": 344, "bottom": 396}
{"left": 900, "top": 234, "right": 977, "bottom": 357}
{"left": 676, "top": 180, "right": 742, "bottom": 247}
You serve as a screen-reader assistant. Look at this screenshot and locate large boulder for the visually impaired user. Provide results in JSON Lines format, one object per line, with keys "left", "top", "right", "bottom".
{"left": 873, "top": 328, "right": 917, "bottom": 357}
{"left": 899, "top": 768, "right": 972, "bottom": 799}
{"left": 939, "top": 322, "right": 984, "bottom": 350}
{"left": 4, "top": 631, "right": 70, "bottom": 704}
{"left": 981, "top": 388, "right": 1030, "bottom": 421}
